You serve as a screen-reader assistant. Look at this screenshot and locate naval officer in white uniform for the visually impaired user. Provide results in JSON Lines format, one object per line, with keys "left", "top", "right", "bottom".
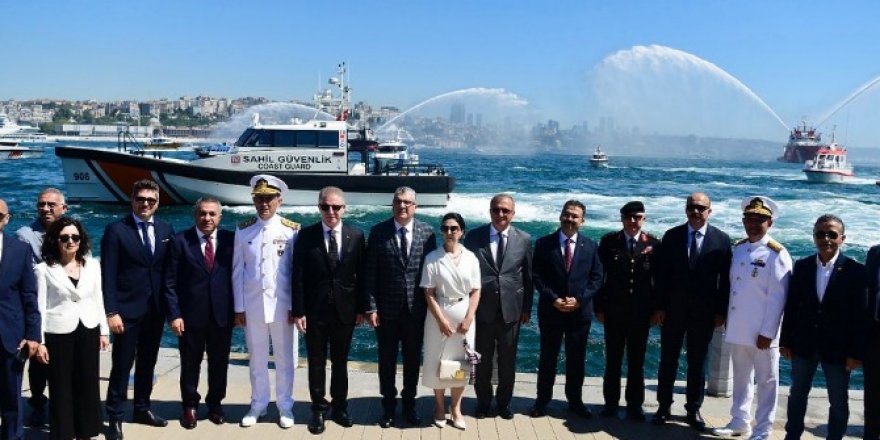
{"left": 713, "top": 196, "right": 792, "bottom": 440}
{"left": 232, "top": 174, "right": 300, "bottom": 429}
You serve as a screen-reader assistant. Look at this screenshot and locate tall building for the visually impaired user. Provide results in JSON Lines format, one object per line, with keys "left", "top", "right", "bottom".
{"left": 450, "top": 103, "right": 465, "bottom": 124}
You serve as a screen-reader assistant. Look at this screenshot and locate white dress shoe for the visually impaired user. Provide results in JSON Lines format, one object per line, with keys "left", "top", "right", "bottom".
{"left": 449, "top": 417, "right": 466, "bottom": 430}
{"left": 711, "top": 424, "right": 751, "bottom": 437}
{"left": 747, "top": 434, "right": 769, "bottom": 440}
{"left": 240, "top": 407, "right": 267, "bottom": 427}
{"left": 279, "top": 409, "right": 295, "bottom": 429}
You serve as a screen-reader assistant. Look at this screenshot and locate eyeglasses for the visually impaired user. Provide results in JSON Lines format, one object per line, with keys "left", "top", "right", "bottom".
{"left": 491, "top": 207, "right": 512, "bottom": 215}
{"left": 621, "top": 214, "right": 645, "bottom": 222}
{"left": 393, "top": 199, "right": 415, "bottom": 207}
{"left": 0, "top": 212, "right": 8, "bottom": 221}
{"left": 814, "top": 230, "right": 840, "bottom": 240}
{"left": 319, "top": 203, "right": 345, "bottom": 212}
{"left": 38, "top": 202, "right": 61, "bottom": 209}
{"left": 440, "top": 226, "right": 461, "bottom": 233}
{"left": 686, "top": 204, "right": 710, "bottom": 214}
{"left": 135, "top": 196, "right": 158, "bottom": 206}
{"left": 59, "top": 234, "right": 81, "bottom": 243}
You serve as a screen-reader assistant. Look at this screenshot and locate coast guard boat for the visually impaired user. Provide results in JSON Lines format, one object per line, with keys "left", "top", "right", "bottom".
{"left": 589, "top": 145, "right": 608, "bottom": 168}
{"left": 55, "top": 63, "right": 455, "bottom": 206}
{"left": 779, "top": 122, "right": 826, "bottom": 163}
{"left": 802, "top": 140, "right": 853, "bottom": 183}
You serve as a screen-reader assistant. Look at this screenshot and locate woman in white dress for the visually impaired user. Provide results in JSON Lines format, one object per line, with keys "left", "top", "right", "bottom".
{"left": 421, "top": 212, "right": 481, "bottom": 430}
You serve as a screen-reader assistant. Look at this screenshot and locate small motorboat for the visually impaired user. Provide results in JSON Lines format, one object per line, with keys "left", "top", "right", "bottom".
{"left": 803, "top": 142, "right": 853, "bottom": 183}
{"left": 0, "top": 140, "right": 42, "bottom": 160}
{"left": 589, "top": 145, "right": 608, "bottom": 168}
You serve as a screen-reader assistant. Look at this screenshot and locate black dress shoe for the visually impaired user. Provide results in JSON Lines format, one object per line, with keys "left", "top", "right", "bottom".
{"left": 568, "top": 403, "right": 593, "bottom": 419}
{"left": 497, "top": 407, "right": 514, "bottom": 420}
{"left": 133, "top": 409, "right": 168, "bottom": 427}
{"left": 651, "top": 407, "right": 670, "bottom": 425}
{"left": 475, "top": 405, "right": 490, "bottom": 419}
{"left": 180, "top": 407, "right": 197, "bottom": 429}
{"left": 106, "top": 421, "right": 124, "bottom": 440}
{"left": 686, "top": 410, "right": 705, "bottom": 431}
{"left": 27, "top": 405, "right": 47, "bottom": 428}
{"left": 378, "top": 412, "right": 394, "bottom": 428}
{"left": 332, "top": 409, "right": 353, "bottom": 427}
{"left": 625, "top": 408, "right": 646, "bottom": 421}
{"left": 207, "top": 409, "right": 226, "bottom": 425}
{"left": 529, "top": 406, "right": 546, "bottom": 418}
{"left": 403, "top": 407, "right": 422, "bottom": 426}
{"left": 599, "top": 406, "right": 619, "bottom": 418}
{"left": 308, "top": 411, "right": 326, "bottom": 434}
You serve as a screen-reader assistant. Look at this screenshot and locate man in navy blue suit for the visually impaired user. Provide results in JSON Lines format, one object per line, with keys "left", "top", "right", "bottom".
{"left": 164, "top": 197, "right": 234, "bottom": 429}
{"left": 102, "top": 180, "right": 175, "bottom": 439}
{"left": 530, "top": 199, "right": 603, "bottom": 419}
{"left": 0, "top": 198, "right": 41, "bottom": 440}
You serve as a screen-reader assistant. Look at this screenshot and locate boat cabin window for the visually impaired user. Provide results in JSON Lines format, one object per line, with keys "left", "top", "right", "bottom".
{"left": 235, "top": 128, "right": 342, "bottom": 149}
{"left": 275, "top": 130, "right": 296, "bottom": 148}
{"left": 318, "top": 131, "right": 339, "bottom": 148}
{"left": 296, "top": 131, "right": 317, "bottom": 148}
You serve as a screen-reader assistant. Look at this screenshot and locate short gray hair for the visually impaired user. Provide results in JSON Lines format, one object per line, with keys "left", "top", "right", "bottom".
{"left": 318, "top": 186, "right": 345, "bottom": 203}
{"left": 394, "top": 186, "right": 416, "bottom": 201}
{"left": 38, "top": 187, "right": 66, "bottom": 205}
{"left": 193, "top": 196, "right": 222, "bottom": 214}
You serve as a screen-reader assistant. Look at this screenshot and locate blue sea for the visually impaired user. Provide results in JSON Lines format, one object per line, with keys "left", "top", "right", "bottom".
{"left": 5, "top": 142, "right": 880, "bottom": 389}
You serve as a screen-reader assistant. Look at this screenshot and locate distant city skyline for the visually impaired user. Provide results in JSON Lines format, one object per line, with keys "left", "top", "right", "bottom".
{"left": 4, "top": 1, "right": 880, "bottom": 146}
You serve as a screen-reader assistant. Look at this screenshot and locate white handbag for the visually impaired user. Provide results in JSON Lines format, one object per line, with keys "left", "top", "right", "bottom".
{"left": 437, "top": 337, "right": 469, "bottom": 380}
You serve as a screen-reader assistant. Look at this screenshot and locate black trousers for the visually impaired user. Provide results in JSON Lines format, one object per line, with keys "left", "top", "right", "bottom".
{"left": 0, "top": 350, "right": 25, "bottom": 440}
{"left": 474, "top": 311, "right": 521, "bottom": 410}
{"left": 865, "top": 323, "right": 880, "bottom": 440}
{"left": 602, "top": 312, "right": 650, "bottom": 409}
{"left": 27, "top": 359, "right": 48, "bottom": 409}
{"left": 655, "top": 311, "right": 715, "bottom": 412}
{"left": 375, "top": 308, "right": 424, "bottom": 412}
{"left": 105, "top": 303, "right": 166, "bottom": 421}
{"left": 178, "top": 320, "right": 233, "bottom": 410}
{"left": 45, "top": 323, "right": 102, "bottom": 440}
{"left": 535, "top": 315, "right": 591, "bottom": 407}
{"left": 305, "top": 310, "right": 355, "bottom": 412}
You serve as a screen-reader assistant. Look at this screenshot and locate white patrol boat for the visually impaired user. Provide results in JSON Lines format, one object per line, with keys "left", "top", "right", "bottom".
{"left": 802, "top": 140, "right": 853, "bottom": 183}
{"left": 55, "top": 63, "right": 455, "bottom": 206}
{"left": 589, "top": 145, "right": 608, "bottom": 168}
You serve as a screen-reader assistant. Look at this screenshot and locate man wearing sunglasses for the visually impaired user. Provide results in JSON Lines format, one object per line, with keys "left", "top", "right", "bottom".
{"left": 101, "top": 179, "right": 175, "bottom": 439}
{"left": 462, "top": 194, "right": 533, "bottom": 420}
{"left": 866, "top": 231, "right": 880, "bottom": 440}
{"left": 780, "top": 214, "right": 866, "bottom": 440}
{"left": 232, "top": 174, "right": 300, "bottom": 429}
{"left": 15, "top": 187, "right": 67, "bottom": 428}
{"left": 712, "top": 197, "right": 792, "bottom": 440}
{"left": 652, "top": 192, "right": 731, "bottom": 430}
{"left": 291, "top": 186, "right": 365, "bottom": 434}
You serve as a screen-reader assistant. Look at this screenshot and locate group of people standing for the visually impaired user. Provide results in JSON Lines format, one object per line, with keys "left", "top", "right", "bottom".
{"left": 0, "top": 177, "right": 878, "bottom": 440}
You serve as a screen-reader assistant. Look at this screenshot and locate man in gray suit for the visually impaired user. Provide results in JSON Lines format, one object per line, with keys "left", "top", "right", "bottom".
{"left": 364, "top": 186, "right": 437, "bottom": 428}
{"left": 463, "top": 194, "right": 533, "bottom": 420}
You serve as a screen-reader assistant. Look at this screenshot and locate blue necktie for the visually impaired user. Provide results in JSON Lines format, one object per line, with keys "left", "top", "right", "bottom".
{"left": 140, "top": 221, "right": 153, "bottom": 258}
{"left": 399, "top": 227, "right": 408, "bottom": 262}
{"left": 688, "top": 231, "right": 699, "bottom": 269}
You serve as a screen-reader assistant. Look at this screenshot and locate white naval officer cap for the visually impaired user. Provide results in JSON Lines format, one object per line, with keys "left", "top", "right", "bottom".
{"left": 249, "top": 174, "right": 288, "bottom": 196}
{"left": 741, "top": 195, "right": 779, "bottom": 220}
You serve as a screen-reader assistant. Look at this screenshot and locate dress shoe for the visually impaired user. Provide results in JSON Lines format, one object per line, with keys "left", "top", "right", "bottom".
{"left": 331, "top": 409, "right": 353, "bottom": 427}
{"left": 278, "top": 409, "right": 295, "bottom": 429}
{"left": 449, "top": 417, "right": 466, "bottom": 430}
{"left": 378, "top": 412, "right": 394, "bottom": 428}
{"left": 686, "top": 410, "right": 706, "bottom": 431}
{"left": 239, "top": 407, "right": 266, "bottom": 427}
{"left": 625, "top": 408, "right": 646, "bottom": 422}
{"left": 27, "top": 405, "right": 47, "bottom": 428}
{"left": 746, "top": 433, "right": 769, "bottom": 440}
{"left": 403, "top": 407, "right": 422, "bottom": 426}
{"left": 599, "top": 406, "right": 619, "bottom": 418}
{"left": 207, "top": 409, "right": 226, "bottom": 425}
{"left": 651, "top": 407, "right": 671, "bottom": 425}
{"left": 133, "top": 410, "right": 168, "bottom": 427}
{"left": 568, "top": 403, "right": 593, "bottom": 419}
{"left": 711, "top": 423, "right": 751, "bottom": 437}
{"left": 106, "top": 421, "right": 124, "bottom": 440}
{"left": 180, "top": 407, "right": 197, "bottom": 429}
{"left": 474, "top": 405, "right": 490, "bottom": 419}
{"left": 308, "top": 411, "right": 326, "bottom": 434}
{"left": 497, "top": 406, "right": 514, "bottom": 420}
{"left": 529, "top": 406, "right": 547, "bottom": 418}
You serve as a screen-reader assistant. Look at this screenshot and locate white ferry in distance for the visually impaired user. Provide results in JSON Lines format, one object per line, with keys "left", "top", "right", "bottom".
{"left": 0, "top": 113, "right": 48, "bottom": 143}
{"left": 802, "top": 140, "right": 853, "bottom": 183}
{"left": 589, "top": 145, "right": 608, "bottom": 168}
{"left": 55, "top": 62, "right": 455, "bottom": 206}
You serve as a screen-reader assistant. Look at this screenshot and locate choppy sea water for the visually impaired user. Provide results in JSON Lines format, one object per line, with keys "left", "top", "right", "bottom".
{"left": 4, "top": 143, "right": 879, "bottom": 388}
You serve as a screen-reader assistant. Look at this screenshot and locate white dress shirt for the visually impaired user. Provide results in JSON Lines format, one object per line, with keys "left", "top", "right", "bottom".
{"left": 816, "top": 252, "right": 839, "bottom": 303}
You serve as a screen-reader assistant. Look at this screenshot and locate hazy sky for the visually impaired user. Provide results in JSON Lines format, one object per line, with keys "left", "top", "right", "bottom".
{"left": 4, "top": 1, "right": 880, "bottom": 145}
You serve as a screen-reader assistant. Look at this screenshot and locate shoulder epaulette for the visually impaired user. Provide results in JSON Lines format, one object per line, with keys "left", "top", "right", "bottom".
{"left": 767, "top": 239, "right": 784, "bottom": 253}
{"left": 238, "top": 217, "right": 257, "bottom": 229}
{"left": 281, "top": 217, "right": 300, "bottom": 229}
{"left": 641, "top": 231, "right": 658, "bottom": 241}
{"left": 734, "top": 238, "right": 748, "bottom": 246}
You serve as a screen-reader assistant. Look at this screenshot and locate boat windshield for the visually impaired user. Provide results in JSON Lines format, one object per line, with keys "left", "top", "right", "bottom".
{"left": 378, "top": 144, "right": 407, "bottom": 153}
{"left": 235, "top": 128, "right": 342, "bottom": 149}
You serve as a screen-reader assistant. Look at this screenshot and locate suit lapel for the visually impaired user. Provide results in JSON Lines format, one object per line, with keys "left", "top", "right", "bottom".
{"left": 0, "top": 235, "right": 9, "bottom": 274}
{"left": 821, "top": 255, "right": 847, "bottom": 304}
{"left": 186, "top": 228, "right": 208, "bottom": 272}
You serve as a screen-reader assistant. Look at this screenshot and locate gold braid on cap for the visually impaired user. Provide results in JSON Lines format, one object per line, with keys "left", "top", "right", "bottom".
{"left": 251, "top": 179, "right": 280, "bottom": 196}
{"left": 744, "top": 198, "right": 772, "bottom": 217}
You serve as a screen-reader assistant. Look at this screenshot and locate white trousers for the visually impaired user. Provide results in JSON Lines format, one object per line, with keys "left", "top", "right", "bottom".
{"left": 728, "top": 343, "right": 779, "bottom": 436}
{"left": 244, "top": 318, "right": 298, "bottom": 411}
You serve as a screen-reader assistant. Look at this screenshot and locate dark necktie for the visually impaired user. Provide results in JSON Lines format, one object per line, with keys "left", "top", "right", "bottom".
{"left": 203, "top": 234, "right": 214, "bottom": 271}
{"left": 496, "top": 233, "right": 505, "bottom": 268}
{"left": 327, "top": 230, "right": 339, "bottom": 270}
{"left": 564, "top": 238, "right": 573, "bottom": 272}
{"left": 629, "top": 237, "right": 636, "bottom": 255}
{"left": 140, "top": 221, "right": 153, "bottom": 258}
{"left": 399, "top": 227, "right": 408, "bottom": 262}
{"left": 689, "top": 231, "right": 699, "bottom": 269}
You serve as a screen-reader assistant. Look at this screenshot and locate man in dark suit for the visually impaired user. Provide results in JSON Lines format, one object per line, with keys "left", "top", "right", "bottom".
{"left": 102, "top": 179, "right": 175, "bottom": 439}
{"left": 463, "top": 194, "right": 533, "bottom": 420}
{"left": 164, "top": 197, "right": 234, "bottom": 429}
{"left": 651, "top": 192, "right": 731, "bottom": 431}
{"left": 781, "top": 214, "right": 866, "bottom": 440}
{"left": 0, "top": 199, "right": 41, "bottom": 440}
{"left": 866, "top": 239, "right": 880, "bottom": 440}
{"left": 530, "top": 199, "right": 603, "bottom": 419}
{"left": 595, "top": 201, "right": 660, "bottom": 421}
{"left": 291, "top": 187, "right": 366, "bottom": 434}
{"left": 364, "top": 186, "right": 437, "bottom": 428}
